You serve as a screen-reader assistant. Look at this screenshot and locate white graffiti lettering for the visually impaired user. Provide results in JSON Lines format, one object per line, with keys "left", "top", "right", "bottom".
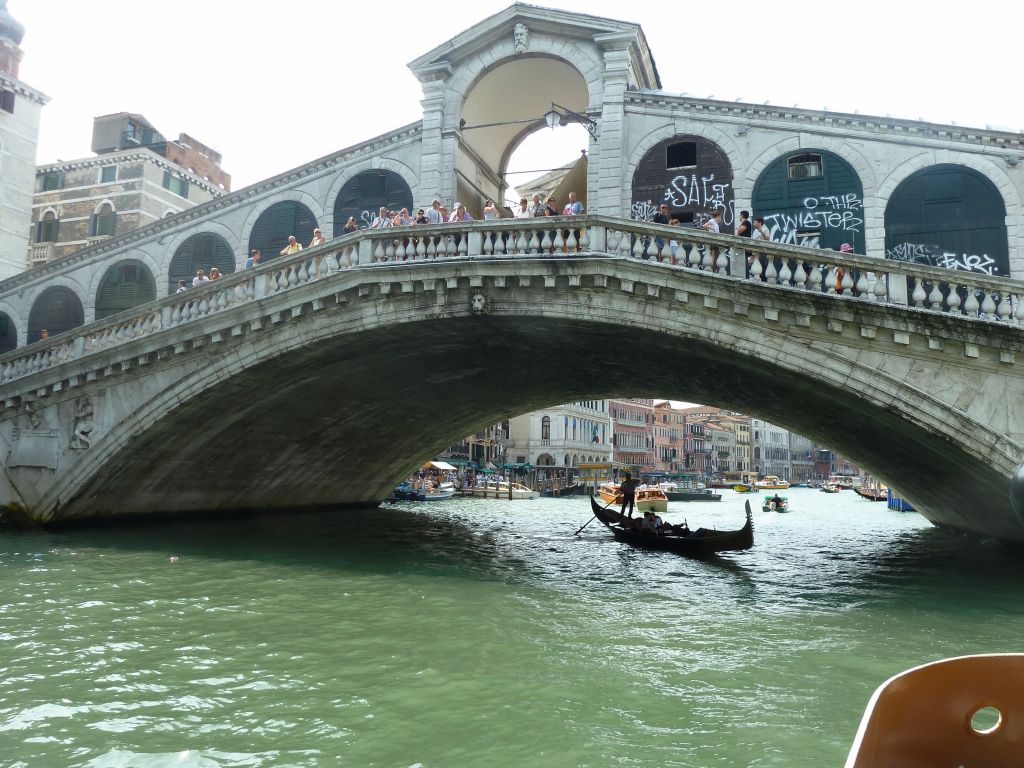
{"left": 631, "top": 200, "right": 660, "bottom": 221}
{"left": 760, "top": 194, "right": 863, "bottom": 246}
{"left": 662, "top": 173, "right": 735, "bottom": 225}
{"left": 886, "top": 241, "right": 998, "bottom": 275}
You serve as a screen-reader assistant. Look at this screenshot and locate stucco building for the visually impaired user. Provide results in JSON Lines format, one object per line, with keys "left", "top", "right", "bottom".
{"left": 0, "top": 0, "right": 45, "bottom": 282}
{"left": 507, "top": 400, "right": 611, "bottom": 469}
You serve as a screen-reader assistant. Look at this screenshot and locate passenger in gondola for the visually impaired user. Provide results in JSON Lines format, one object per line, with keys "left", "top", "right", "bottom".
{"left": 640, "top": 511, "right": 658, "bottom": 533}
{"left": 619, "top": 472, "right": 638, "bottom": 517}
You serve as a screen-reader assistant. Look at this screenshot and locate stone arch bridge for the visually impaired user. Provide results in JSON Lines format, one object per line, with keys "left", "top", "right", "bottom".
{"left": 2, "top": 216, "right": 1024, "bottom": 542}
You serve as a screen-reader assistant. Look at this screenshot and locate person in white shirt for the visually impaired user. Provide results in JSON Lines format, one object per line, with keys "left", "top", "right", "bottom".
{"left": 514, "top": 198, "right": 531, "bottom": 219}
{"left": 192, "top": 269, "right": 209, "bottom": 287}
{"left": 426, "top": 198, "right": 445, "bottom": 225}
{"left": 370, "top": 207, "right": 392, "bottom": 228}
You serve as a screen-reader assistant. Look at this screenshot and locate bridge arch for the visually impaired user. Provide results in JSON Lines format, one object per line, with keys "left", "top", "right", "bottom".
{"left": 0, "top": 310, "right": 16, "bottom": 354}
{"left": 92, "top": 258, "right": 157, "bottom": 320}
{"left": 167, "top": 232, "right": 237, "bottom": 294}
{"left": 243, "top": 198, "right": 321, "bottom": 264}
{"left": 331, "top": 169, "right": 415, "bottom": 234}
{"left": 878, "top": 153, "right": 1022, "bottom": 277}
{"left": 751, "top": 149, "right": 867, "bottom": 252}
{"left": 27, "top": 285, "right": 84, "bottom": 343}
{"left": 629, "top": 131, "right": 738, "bottom": 229}
{"left": 884, "top": 163, "right": 1009, "bottom": 277}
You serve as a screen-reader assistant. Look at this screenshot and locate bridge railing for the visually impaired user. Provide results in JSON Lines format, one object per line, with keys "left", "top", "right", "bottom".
{"left": 2, "top": 215, "right": 1024, "bottom": 391}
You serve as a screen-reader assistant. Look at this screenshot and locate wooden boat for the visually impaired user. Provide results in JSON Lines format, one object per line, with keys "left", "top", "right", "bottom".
{"left": 598, "top": 482, "right": 668, "bottom": 513}
{"left": 657, "top": 482, "right": 722, "bottom": 502}
{"left": 733, "top": 484, "right": 754, "bottom": 493}
{"left": 541, "top": 482, "right": 586, "bottom": 497}
{"left": 589, "top": 496, "right": 753, "bottom": 556}
{"left": 468, "top": 480, "right": 539, "bottom": 499}
{"left": 821, "top": 483, "right": 841, "bottom": 494}
{"left": 753, "top": 475, "right": 790, "bottom": 490}
{"left": 762, "top": 495, "right": 789, "bottom": 513}
{"left": 854, "top": 485, "right": 888, "bottom": 502}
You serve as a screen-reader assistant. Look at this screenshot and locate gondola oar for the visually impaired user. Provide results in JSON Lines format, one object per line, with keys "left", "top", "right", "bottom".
{"left": 574, "top": 498, "right": 617, "bottom": 535}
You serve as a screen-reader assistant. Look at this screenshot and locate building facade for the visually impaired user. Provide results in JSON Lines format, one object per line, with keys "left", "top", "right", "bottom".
{"left": 610, "top": 398, "right": 654, "bottom": 470}
{"left": 752, "top": 418, "right": 791, "bottom": 480}
{"left": 653, "top": 401, "right": 686, "bottom": 473}
{"left": 0, "top": 1, "right": 45, "bottom": 281}
{"left": 788, "top": 433, "right": 817, "bottom": 484}
{"left": 507, "top": 400, "right": 611, "bottom": 468}
{"left": 29, "top": 114, "right": 229, "bottom": 277}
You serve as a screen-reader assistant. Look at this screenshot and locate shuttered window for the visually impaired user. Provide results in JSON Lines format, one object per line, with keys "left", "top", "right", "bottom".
{"left": 36, "top": 212, "right": 59, "bottom": 242}
{"left": 333, "top": 171, "right": 413, "bottom": 236}
{"left": 95, "top": 260, "right": 156, "bottom": 320}
{"left": 168, "top": 232, "right": 236, "bottom": 293}
{"left": 248, "top": 201, "right": 318, "bottom": 261}
{"left": 0, "top": 312, "right": 16, "bottom": 353}
{"left": 28, "top": 287, "right": 84, "bottom": 343}
{"left": 92, "top": 204, "right": 116, "bottom": 237}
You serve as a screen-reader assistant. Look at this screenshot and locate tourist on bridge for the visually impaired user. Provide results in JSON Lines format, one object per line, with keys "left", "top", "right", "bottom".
{"left": 192, "top": 269, "right": 209, "bottom": 287}
{"left": 483, "top": 199, "right": 501, "bottom": 219}
{"left": 427, "top": 198, "right": 445, "bottom": 225}
{"left": 529, "top": 193, "right": 544, "bottom": 217}
{"left": 244, "top": 249, "right": 261, "bottom": 269}
{"left": 514, "top": 198, "right": 531, "bottom": 219}
{"left": 175, "top": 280, "right": 188, "bottom": 293}
{"left": 563, "top": 192, "right": 583, "bottom": 216}
{"left": 280, "top": 235, "right": 303, "bottom": 256}
{"left": 343, "top": 217, "right": 359, "bottom": 234}
{"left": 309, "top": 229, "right": 326, "bottom": 247}
{"left": 370, "top": 207, "right": 392, "bottom": 229}
{"left": 448, "top": 202, "right": 472, "bottom": 222}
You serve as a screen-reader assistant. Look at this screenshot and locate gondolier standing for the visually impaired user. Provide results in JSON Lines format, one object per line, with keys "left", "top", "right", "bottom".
{"left": 619, "top": 472, "right": 638, "bottom": 518}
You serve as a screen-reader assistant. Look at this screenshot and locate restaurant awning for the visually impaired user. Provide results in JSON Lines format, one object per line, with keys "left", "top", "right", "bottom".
{"left": 424, "top": 461, "right": 457, "bottom": 471}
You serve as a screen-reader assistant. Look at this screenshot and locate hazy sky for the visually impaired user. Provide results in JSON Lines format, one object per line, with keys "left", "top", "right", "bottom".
{"left": 14, "top": 1, "right": 1022, "bottom": 192}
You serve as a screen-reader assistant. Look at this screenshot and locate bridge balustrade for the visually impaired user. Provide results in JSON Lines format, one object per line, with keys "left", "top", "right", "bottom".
{"left": 3, "top": 214, "right": 1024, "bottom": 390}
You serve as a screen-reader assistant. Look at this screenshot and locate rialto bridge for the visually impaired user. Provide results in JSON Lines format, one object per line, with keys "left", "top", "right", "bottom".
{"left": 1, "top": 5, "right": 1024, "bottom": 537}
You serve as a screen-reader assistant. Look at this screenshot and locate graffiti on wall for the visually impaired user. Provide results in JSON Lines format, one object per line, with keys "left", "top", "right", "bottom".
{"left": 631, "top": 174, "right": 734, "bottom": 225}
{"left": 761, "top": 194, "right": 863, "bottom": 245}
{"left": 885, "top": 242, "right": 1000, "bottom": 275}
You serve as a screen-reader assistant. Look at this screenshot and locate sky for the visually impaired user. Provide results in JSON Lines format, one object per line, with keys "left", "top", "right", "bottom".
{"left": 13, "top": 1, "right": 1023, "bottom": 193}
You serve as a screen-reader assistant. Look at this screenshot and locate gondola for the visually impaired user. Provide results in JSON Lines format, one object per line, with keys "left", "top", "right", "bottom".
{"left": 853, "top": 487, "right": 888, "bottom": 502}
{"left": 588, "top": 496, "right": 753, "bottom": 557}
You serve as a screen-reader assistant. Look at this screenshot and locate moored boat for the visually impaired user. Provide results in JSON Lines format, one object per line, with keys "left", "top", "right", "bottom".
{"left": 598, "top": 482, "right": 668, "bottom": 513}
{"left": 541, "top": 482, "right": 586, "bottom": 497}
{"left": 733, "top": 484, "right": 755, "bottom": 494}
{"left": 762, "top": 495, "right": 789, "bottom": 513}
{"left": 821, "top": 483, "right": 841, "bottom": 493}
{"left": 588, "top": 496, "right": 753, "bottom": 557}
{"left": 392, "top": 480, "right": 456, "bottom": 501}
{"left": 854, "top": 486, "right": 888, "bottom": 502}
{"left": 468, "top": 480, "right": 540, "bottom": 499}
{"left": 753, "top": 475, "right": 790, "bottom": 490}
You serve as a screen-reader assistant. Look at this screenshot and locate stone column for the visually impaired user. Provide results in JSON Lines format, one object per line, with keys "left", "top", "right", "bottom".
{"left": 591, "top": 33, "right": 635, "bottom": 218}
{"left": 415, "top": 63, "right": 453, "bottom": 209}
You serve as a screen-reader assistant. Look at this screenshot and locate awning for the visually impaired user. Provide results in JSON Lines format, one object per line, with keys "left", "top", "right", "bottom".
{"left": 424, "top": 461, "right": 457, "bottom": 471}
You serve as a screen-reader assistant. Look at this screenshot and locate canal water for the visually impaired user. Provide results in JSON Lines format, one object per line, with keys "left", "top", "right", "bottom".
{"left": 2, "top": 488, "right": 1023, "bottom": 767}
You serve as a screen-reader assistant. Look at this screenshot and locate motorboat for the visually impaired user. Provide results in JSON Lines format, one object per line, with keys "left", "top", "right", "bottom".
{"left": 598, "top": 482, "right": 668, "bottom": 513}
{"left": 762, "top": 495, "right": 789, "bottom": 513}
{"left": 392, "top": 480, "right": 456, "bottom": 501}
{"left": 468, "top": 480, "right": 540, "bottom": 499}
{"left": 657, "top": 481, "right": 722, "bottom": 502}
{"left": 733, "top": 484, "right": 755, "bottom": 494}
{"left": 753, "top": 475, "right": 791, "bottom": 490}
{"left": 821, "top": 483, "right": 841, "bottom": 494}
{"left": 827, "top": 474, "right": 861, "bottom": 490}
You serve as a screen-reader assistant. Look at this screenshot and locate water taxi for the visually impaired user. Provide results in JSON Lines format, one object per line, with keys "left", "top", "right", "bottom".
{"left": 827, "top": 474, "right": 862, "bottom": 490}
{"left": 656, "top": 481, "right": 722, "bottom": 502}
{"left": 598, "top": 482, "right": 668, "bottom": 513}
{"left": 753, "top": 475, "right": 790, "bottom": 490}
{"left": 762, "top": 495, "right": 789, "bottom": 513}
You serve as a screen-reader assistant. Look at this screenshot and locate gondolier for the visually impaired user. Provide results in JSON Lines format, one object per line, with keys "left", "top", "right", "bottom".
{"left": 619, "top": 472, "right": 638, "bottom": 517}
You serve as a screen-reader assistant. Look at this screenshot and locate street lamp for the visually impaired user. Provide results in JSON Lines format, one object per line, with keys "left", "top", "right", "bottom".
{"left": 544, "top": 103, "right": 599, "bottom": 139}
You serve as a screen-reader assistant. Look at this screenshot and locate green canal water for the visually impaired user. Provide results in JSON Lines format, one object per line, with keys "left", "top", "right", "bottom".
{"left": 2, "top": 489, "right": 1024, "bottom": 767}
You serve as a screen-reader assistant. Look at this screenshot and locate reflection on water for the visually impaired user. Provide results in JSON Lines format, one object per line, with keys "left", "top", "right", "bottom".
{"left": 2, "top": 489, "right": 1023, "bottom": 766}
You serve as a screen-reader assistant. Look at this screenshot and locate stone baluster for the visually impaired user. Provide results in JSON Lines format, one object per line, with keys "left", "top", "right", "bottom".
{"left": 928, "top": 282, "right": 944, "bottom": 311}
{"left": 840, "top": 267, "right": 855, "bottom": 296}
{"left": 871, "top": 273, "right": 887, "bottom": 303}
{"left": 856, "top": 271, "right": 870, "bottom": 298}
{"left": 457, "top": 233, "right": 468, "bottom": 257}
{"left": 515, "top": 230, "right": 528, "bottom": 255}
{"left": 980, "top": 291, "right": 997, "bottom": 319}
{"left": 619, "top": 231, "right": 633, "bottom": 259}
{"left": 765, "top": 256, "right": 778, "bottom": 284}
{"left": 945, "top": 284, "right": 962, "bottom": 314}
{"left": 373, "top": 240, "right": 386, "bottom": 263}
{"left": 565, "top": 229, "right": 578, "bottom": 252}
{"left": 996, "top": 293, "right": 1012, "bottom": 322}
{"left": 806, "top": 263, "right": 823, "bottom": 293}
{"left": 717, "top": 248, "right": 730, "bottom": 276}
{"left": 482, "top": 230, "right": 494, "bottom": 256}
{"left": 911, "top": 279, "right": 927, "bottom": 306}
{"left": 688, "top": 244, "right": 701, "bottom": 269}
{"left": 963, "top": 288, "right": 980, "bottom": 317}
{"left": 778, "top": 257, "right": 792, "bottom": 286}
{"left": 528, "top": 230, "right": 542, "bottom": 254}
{"left": 552, "top": 229, "right": 565, "bottom": 254}
{"left": 632, "top": 234, "right": 644, "bottom": 260}
{"left": 792, "top": 261, "right": 808, "bottom": 289}
{"left": 579, "top": 227, "right": 590, "bottom": 251}
{"left": 749, "top": 253, "right": 763, "bottom": 281}
{"left": 384, "top": 240, "right": 396, "bottom": 262}
{"left": 1014, "top": 294, "right": 1024, "bottom": 325}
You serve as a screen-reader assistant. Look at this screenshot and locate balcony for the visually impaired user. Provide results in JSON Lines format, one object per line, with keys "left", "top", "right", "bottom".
{"left": 29, "top": 243, "right": 53, "bottom": 265}
{"left": 86, "top": 235, "right": 111, "bottom": 247}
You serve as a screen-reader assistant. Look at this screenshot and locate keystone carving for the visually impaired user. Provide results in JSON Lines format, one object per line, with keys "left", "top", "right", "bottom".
{"left": 70, "top": 398, "right": 94, "bottom": 450}
{"left": 513, "top": 23, "right": 529, "bottom": 54}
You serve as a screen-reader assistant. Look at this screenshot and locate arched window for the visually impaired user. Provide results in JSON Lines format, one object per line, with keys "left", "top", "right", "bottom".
{"left": 787, "top": 153, "right": 823, "bottom": 179}
{"left": 333, "top": 170, "right": 413, "bottom": 236}
{"left": 248, "top": 201, "right": 317, "bottom": 262}
{"left": 884, "top": 164, "right": 1008, "bottom": 276}
{"left": 168, "top": 233, "right": 236, "bottom": 294}
{"left": 36, "top": 210, "right": 59, "bottom": 243}
{"left": 95, "top": 259, "right": 156, "bottom": 319}
{"left": 0, "top": 312, "right": 16, "bottom": 353}
{"left": 541, "top": 416, "right": 551, "bottom": 440}
{"left": 92, "top": 202, "right": 116, "bottom": 237}
{"left": 28, "top": 286, "right": 84, "bottom": 343}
